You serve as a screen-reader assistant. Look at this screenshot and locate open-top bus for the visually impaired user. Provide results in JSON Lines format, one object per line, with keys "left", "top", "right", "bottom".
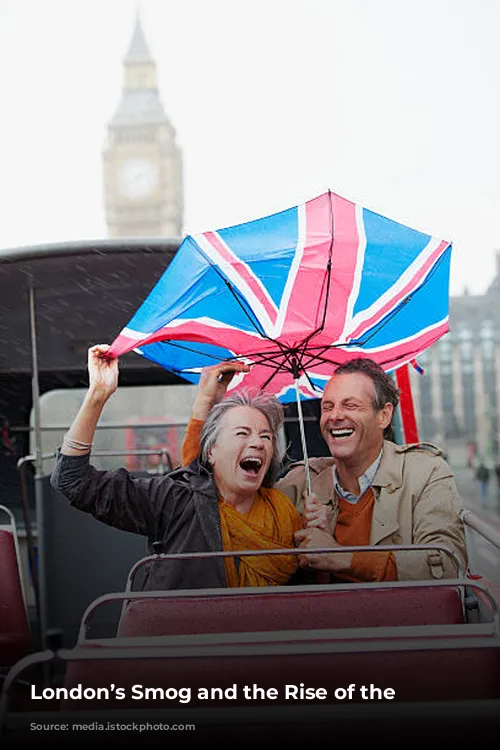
{"left": 1, "top": 239, "right": 500, "bottom": 742}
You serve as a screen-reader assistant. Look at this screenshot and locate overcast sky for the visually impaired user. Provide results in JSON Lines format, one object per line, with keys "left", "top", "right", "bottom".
{"left": 1, "top": 0, "right": 499, "bottom": 296}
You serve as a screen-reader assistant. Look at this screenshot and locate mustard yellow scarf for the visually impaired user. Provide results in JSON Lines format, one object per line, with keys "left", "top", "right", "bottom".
{"left": 218, "top": 487, "right": 302, "bottom": 587}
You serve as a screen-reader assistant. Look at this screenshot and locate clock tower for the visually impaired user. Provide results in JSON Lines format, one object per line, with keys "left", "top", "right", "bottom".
{"left": 103, "top": 16, "right": 183, "bottom": 238}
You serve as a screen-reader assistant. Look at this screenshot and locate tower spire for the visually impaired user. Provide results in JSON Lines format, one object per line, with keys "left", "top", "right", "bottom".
{"left": 125, "top": 13, "right": 152, "bottom": 63}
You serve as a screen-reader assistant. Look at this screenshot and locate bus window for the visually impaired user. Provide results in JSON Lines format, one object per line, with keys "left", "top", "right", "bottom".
{"left": 34, "top": 384, "right": 199, "bottom": 476}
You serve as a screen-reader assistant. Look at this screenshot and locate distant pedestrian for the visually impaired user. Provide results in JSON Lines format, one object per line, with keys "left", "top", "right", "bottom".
{"left": 467, "top": 441, "right": 477, "bottom": 469}
{"left": 475, "top": 462, "right": 490, "bottom": 503}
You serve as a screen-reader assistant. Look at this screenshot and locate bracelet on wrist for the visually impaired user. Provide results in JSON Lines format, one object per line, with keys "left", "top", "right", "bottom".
{"left": 62, "top": 434, "right": 93, "bottom": 452}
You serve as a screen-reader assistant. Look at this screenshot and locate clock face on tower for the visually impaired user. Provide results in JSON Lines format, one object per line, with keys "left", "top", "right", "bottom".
{"left": 118, "top": 158, "right": 158, "bottom": 199}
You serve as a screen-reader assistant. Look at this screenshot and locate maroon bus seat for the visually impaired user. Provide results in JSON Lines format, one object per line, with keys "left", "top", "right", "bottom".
{"left": 0, "top": 527, "right": 31, "bottom": 665}
{"left": 59, "top": 584, "right": 496, "bottom": 717}
{"left": 62, "top": 638, "right": 500, "bottom": 709}
{"left": 116, "top": 585, "right": 465, "bottom": 639}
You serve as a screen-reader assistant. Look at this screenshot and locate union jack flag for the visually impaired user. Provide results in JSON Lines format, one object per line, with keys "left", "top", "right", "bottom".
{"left": 108, "top": 191, "right": 451, "bottom": 402}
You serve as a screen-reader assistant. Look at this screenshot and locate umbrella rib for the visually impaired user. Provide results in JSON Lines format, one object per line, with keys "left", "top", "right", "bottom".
{"left": 198, "top": 260, "right": 299, "bottom": 367}
{"left": 163, "top": 342, "right": 300, "bottom": 374}
{"left": 220, "top": 345, "right": 302, "bottom": 373}
{"left": 251, "top": 348, "right": 342, "bottom": 374}
{"left": 162, "top": 342, "right": 307, "bottom": 381}
{"left": 274, "top": 194, "right": 334, "bottom": 377}
{"left": 378, "top": 329, "right": 444, "bottom": 370}
{"left": 293, "top": 191, "right": 335, "bottom": 353}
{"left": 152, "top": 343, "right": 307, "bottom": 388}
{"left": 303, "top": 249, "right": 450, "bottom": 357}
{"left": 191, "top": 248, "right": 289, "bottom": 349}
{"left": 352, "top": 289, "right": 426, "bottom": 347}
{"left": 245, "top": 348, "right": 307, "bottom": 390}
{"left": 356, "top": 250, "right": 450, "bottom": 347}
{"left": 189, "top": 252, "right": 268, "bottom": 338}
{"left": 242, "top": 353, "right": 290, "bottom": 369}
{"left": 259, "top": 357, "right": 297, "bottom": 390}
{"left": 303, "top": 368, "right": 324, "bottom": 395}
{"left": 221, "top": 343, "right": 344, "bottom": 375}
{"left": 218, "top": 277, "right": 266, "bottom": 336}
{"left": 180, "top": 200, "right": 337, "bottom": 383}
{"left": 299, "top": 349, "right": 343, "bottom": 370}
{"left": 299, "top": 343, "right": 346, "bottom": 369}
{"left": 159, "top": 340, "right": 239, "bottom": 363}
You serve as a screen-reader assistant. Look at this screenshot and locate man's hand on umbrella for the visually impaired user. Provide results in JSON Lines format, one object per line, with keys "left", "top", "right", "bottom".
{"left": 294, "top": 527, "right": 353, "bottom": 572}
{"left": 302, "top": 492, "right": 328, "bottom": 530}
{"left": 192, "top": 362, "right": 250, "bottom": 420}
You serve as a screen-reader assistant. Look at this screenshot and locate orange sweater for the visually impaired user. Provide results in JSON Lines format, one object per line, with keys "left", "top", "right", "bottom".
{"left": 181, "top": 418, "right": 205, "bottom": 467}
{"left": 181, "top": 418, "right": 396, "bottom": 582}
{"left": 333, "top": 489, "right": 397, "bottom": 582}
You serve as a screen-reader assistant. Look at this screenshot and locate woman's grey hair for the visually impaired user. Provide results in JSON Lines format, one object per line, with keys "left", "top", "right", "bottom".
{"left": 200, "top": 390, "right": 285, "bottom": 486}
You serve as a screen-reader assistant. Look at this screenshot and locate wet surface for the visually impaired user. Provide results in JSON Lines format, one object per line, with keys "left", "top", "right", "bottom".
{"left": 453, "top": 464, "right": 500, "bottom": 588}
{"left": 0, "top": 241, "right": 179, "bottom": 374}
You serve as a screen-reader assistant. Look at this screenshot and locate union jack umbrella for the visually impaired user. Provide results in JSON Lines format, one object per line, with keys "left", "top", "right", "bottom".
{"left": 108, "top": 191, "right": 451, "bottom": 487}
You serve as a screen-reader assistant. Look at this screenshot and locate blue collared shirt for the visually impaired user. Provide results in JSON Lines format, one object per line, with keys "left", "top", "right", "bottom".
{"left": 333, "top": 449, "right": 383, "bottom": 504}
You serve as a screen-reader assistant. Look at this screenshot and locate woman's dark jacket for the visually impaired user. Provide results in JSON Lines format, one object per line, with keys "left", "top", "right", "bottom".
{"left": 50, "top": 452, "right": 227, "bottom": 590}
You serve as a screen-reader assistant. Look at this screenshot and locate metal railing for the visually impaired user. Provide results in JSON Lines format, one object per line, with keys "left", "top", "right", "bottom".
{"left": 125, "top": 543, "right": 464, "bottom": 592}
{"left": 18, "top": 448, "right": 174, "bottom": 474}
{"left": 8, "top": 414, "right": 317, "bottom": 433}
{"left": 460, "top": 509, "right": 500, "bottom": 551}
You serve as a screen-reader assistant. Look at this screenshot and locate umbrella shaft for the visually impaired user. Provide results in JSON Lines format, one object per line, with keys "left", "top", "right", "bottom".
{"left": 294, "top": 378, "right": 312, "bottom": 498}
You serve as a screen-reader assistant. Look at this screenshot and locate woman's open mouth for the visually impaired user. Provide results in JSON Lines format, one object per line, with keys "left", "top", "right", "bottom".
{"left": 239, "top": 457, "right": 263, "bottom": 475}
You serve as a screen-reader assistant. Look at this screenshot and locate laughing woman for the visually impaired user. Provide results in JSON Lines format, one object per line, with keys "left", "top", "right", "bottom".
{"left": 50, "top": 346, "right": 302, "bottom": 590}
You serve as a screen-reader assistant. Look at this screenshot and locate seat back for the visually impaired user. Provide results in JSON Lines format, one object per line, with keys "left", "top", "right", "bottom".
{"left": 0, "top": 506, "right": 31, "bottom": 664}
{"left": 117, "top": 585, "right": 465, "bottom": 638}
{"left": 39, "top": 476, "right": 147, "bottom": 647}
{"left": 63, "top": 637, "right": 500, "bottom": 709}
{"left": 62, "top": 580, "right": 496, "bottom": 716}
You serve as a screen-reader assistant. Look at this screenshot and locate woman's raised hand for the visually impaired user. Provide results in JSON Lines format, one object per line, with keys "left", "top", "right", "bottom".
{"left": 192, "top": 361, "right": 250, "bottom": 420}
{"left": 87, "top": 345, "right": 119, "bottom": 401}
{"left": 61, "top": 345, "right": 118, "bottom": 456}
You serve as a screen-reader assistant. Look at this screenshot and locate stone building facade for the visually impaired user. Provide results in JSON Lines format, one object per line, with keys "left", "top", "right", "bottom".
{"left": 410, "top": 252, "right": 500, "bottom": 463}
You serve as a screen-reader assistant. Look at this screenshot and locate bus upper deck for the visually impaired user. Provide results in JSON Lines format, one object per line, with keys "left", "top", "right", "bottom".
{"left": 1, "top": 239, "right": 500, "bottom": 740}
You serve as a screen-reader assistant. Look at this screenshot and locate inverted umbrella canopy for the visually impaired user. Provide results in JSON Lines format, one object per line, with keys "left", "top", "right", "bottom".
{"left": 108, "top": 190, "right": 451, "bottom": 403}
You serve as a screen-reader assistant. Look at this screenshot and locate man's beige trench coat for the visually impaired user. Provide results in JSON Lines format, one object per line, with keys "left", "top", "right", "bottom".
{"left": 278, "top": 440, "right": 467, "bottom": 580}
